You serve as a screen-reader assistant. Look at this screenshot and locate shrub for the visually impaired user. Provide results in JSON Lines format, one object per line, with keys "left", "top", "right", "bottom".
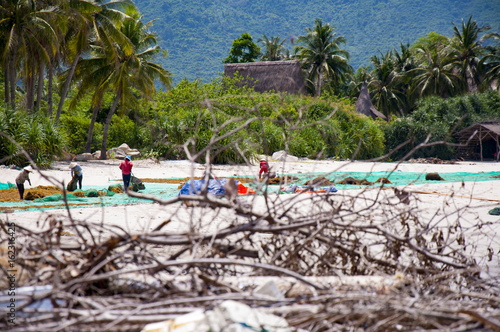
{"left": 61, "top": 113, "right": 102, "bottom": 154}
{"left": 0, "top": 108, "right": 65, "bottom": 168}
{"left": 384, "top": 91, "right": 500, "bottom": 160}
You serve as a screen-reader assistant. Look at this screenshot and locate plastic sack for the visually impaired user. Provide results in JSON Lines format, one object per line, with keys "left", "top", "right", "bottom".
{"left": 131, "top": 176, "right": 145, "bottom": 192}
{"left": 67, "top": 176, "right": 78, "bottom": 192}
{"left": 141, "top": 300, "right": 291, "bottom": 332}
{"left": 328, "top": 186, "right": 338, "bottom": 193}
{"left": 85, "top": 189, "right": 99, "bottom": 197}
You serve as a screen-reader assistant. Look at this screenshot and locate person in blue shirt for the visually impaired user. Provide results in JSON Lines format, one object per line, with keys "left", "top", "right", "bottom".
{"left": 69, "top": 162, "right": 83, "bottom": 190}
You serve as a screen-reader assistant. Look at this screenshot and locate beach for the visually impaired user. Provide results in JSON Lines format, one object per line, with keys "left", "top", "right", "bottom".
{"left": 1, "top": 158, "right": 500, "bottom": 331}
{"left": 1, "top": 158, "right": 500, "bottom": 276}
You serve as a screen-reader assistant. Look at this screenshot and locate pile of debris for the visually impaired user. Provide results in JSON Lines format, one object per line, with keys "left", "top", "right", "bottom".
{"left": 407, "top": 157, "right": 457, "bottom": 164}
{"left": 1, "top": 184, "right": 498, "bottom": 332}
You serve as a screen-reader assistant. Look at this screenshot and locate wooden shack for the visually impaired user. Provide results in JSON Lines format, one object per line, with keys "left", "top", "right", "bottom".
{"left": 455, "top": 122, "right": 500, "bottom": 161}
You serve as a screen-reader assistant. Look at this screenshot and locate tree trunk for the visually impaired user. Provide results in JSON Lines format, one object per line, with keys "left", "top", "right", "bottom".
{"left": 36, "top": 61, "right": 45, "bottom": 113}
{"left": 9, "top": 57, "right": 16, "bottom": 109}
{"left": 47, "top": 61, "right": 53, "bottom": 116}
{"left": 4, "top": 63, "right": 9, "bottom": 106}
{"left": 56, "top": 52, "right": 80, "bottom": 123}
{"left": 316, "top": 66, "right": 323, "bottom": 97}
{"left": 26, "top": 65, "right": 35, "bottom": 113}
{"left": 100, "top": 91, "right": 121, "bottom": 160}
{"left": 86, "top": 103, "right": 101, "bottom": 153}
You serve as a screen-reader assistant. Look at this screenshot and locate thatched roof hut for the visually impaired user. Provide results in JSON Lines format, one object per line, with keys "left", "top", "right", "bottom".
{"left": 223, "top": 60, "right": 306, "bottom": 94}
{"left": 355, "top": 82, "right": 387, "bottom": 121}
{"left": 455, "top": 122, "right": 500, "bottom": 161}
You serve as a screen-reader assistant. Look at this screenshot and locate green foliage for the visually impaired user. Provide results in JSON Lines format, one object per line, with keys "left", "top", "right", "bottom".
{"left": 147, "top": 78, "right": 384, "bottom": 163}
{"left": 61, "top": 113, "right": 103, "bottom": 155}
{"left": 0, "top": 108, "right": 65, "bottom": 168}
{"left": 411, "top": 32, "right": 450, "bottom": 55}
{"left": 384, "top": 116, "right": 456, "bottom": 160}
{"left": 108, "top": 115, "right": 148, "bottom": 151}
{"left": 384, "top": 91, "right": 500, "bottom": 160}
{"left": 61, "top": 109, "right": 153, "bottom": 155}
{"left": 223, "top": 33, "right": 261, "bottom": 64}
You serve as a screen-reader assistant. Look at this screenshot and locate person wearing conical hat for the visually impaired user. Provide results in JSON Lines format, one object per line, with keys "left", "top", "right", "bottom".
{"left": 69, "top": 162, "right": 83, "bottom": 190}
{"left": 15, "top": 166, "right": 33, "bottom": 200}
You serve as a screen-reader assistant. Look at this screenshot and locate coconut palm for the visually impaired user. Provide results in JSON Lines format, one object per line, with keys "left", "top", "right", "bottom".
{"left": 481, "top": 32, "right": 500, "bottom": 89}
{"left": 448, "top": 16, "right": 490, "bottom": 93}
{"left": 55, "top": 0, "right": 135, "bottom": 123}
{"left": 72, "top": 13, "right": 171, "bottom": 158}
{"left": 368, "top": 50, "right": 406, "bottom": 117}
{"left": 409, "top": 45, "right": 463, "bottom": 98}
{"left": 392, "top": 43, "right": 418, "bottom": 114}
{"left": 345, "top": 66, "right": 372, "bottom": 99}
{"left": 294, "top": 18, "right": 352, "bottom": 97}
{"left": 0, "top": 0, "right": 58, "bottom": 110}
{"left": 258, "top": 34, "right": 286, "bottom": 61}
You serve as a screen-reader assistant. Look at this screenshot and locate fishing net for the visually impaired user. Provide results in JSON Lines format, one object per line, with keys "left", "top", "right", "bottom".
{"left": 1, "top": 170, "right": 500, "bottom": 213}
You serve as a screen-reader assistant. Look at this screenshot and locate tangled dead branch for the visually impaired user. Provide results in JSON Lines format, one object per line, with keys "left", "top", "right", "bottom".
{"left": 1, "top": 174, "right": 499, "bottom": 331}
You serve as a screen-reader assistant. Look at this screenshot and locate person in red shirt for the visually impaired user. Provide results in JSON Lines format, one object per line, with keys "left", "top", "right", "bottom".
{"left": 259, "top": 159, "right": 269, "bottom": 180}
{"left": 119, "top": 155, "right": 133, "bottom": 192}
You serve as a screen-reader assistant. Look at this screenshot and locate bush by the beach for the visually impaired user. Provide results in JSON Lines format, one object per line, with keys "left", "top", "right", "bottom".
{"left": 148, "top": 78, "right": 386, "bottom": 163}
{"left": 384, "top": 91, "right": 500, "bottom": 160}
{"left": 61, "top": 112, "right": 103, "bottom": 154}
{"left": 0, "top": 108, "right": 65, "bottom": 168}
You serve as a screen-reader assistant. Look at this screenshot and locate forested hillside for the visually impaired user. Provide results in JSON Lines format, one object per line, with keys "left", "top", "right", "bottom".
{"left": 134, "top": 0, "right": 500, "bottom": 84}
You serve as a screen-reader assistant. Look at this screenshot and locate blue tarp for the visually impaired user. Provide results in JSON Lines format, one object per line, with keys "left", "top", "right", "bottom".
{"left": 178, "top": 178, "right": 235, "bottom": 196}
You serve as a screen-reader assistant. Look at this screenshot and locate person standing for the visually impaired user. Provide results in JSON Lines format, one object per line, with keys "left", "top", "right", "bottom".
{"left": 119, "top": 155, "right": 133, "bottom": 192}
{"left": 69, "top": 162, "right": 83, "bottom": 190}
{"left": 259, "top": 159, "right": 269, "bottom": 180}
{"left": 16, "top": 166, "right": 33, "bottom": 200}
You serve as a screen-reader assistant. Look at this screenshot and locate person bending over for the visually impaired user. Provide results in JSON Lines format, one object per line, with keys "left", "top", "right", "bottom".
{"left": 16, "top": 166, "right": 33, "bottom": 200}
{"left": 69, "top": 162, "right": 83, "bottom": 189}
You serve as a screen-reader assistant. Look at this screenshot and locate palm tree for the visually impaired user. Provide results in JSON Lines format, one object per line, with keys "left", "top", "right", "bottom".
{"left": 409, "top": 45, "right": 463, "bottom": 98}
{"left": 368, "top": 50, "right": 405, "bottom": 117}
{"left": 0, "top": 0, "right": 58, "bottom": 110}
{"left": 72, "top": 13, "right": 171, "bottom": 158}
{"left": 258, "top": 34, "right": 286, "bottom": 61}
{"left": 448, "top": 16, "right": 490, "bottom": 93}
{"left": 481, "top": 32, "right": 500, "bottom": 89}
{"left": 346, "top": 66, "right": 372, "bottom": 99}
{"left": 55, "top": 0, "right": 134, "bottom": 123}
{"left": 392, "top": 43, "right": 418, "bottom": 114}
{"left": 294, "top": 18, "right": 352, "bottom": 97}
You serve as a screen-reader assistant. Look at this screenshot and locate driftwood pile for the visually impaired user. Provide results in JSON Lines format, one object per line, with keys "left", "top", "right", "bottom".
{"left": 1, "top": 182, "right": 499, "bottom": 332}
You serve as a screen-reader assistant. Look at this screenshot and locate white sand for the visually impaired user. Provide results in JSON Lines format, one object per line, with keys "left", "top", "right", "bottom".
{"left": 1, "top": 158, "right": 500, "bottom": 277}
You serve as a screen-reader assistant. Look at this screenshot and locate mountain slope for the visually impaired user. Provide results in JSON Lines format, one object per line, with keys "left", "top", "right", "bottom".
{"left": 134, "top": 0, "right": 500, "bottom": 85}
